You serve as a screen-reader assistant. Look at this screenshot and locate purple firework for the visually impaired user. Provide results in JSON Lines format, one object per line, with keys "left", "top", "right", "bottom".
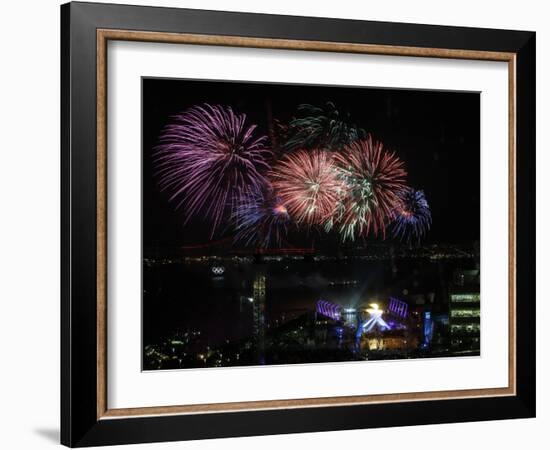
{"left": 391, "top": 188, "right": 432, "bottom": 245}
{"left": 233, "top": 188, "right": 290, "bottom": 248}
{"left": 155, "top": 104, "right": 272, "bottom": 235}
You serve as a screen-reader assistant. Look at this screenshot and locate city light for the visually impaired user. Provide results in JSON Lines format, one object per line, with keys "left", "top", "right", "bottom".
{"left": 388, "top": 297, "right": 408, "bottom": 318}
{"left": 211, "top": 265, "right": 225, "bottom": 275}
{"left": 360, "top": 303, "right": 391, "bottom": 333}
{"left": 316, "top": 300, "right": 342, "bottom": 321}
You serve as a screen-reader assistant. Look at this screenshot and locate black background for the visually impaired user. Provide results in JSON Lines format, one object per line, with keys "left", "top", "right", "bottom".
{"left": 142, "top": 78, "right": 480, "bottom": 249}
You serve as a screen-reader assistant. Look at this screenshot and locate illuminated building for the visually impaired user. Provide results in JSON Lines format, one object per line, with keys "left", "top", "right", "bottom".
{"left": 342, "top": 308, "right": 357, "bottom": 328}
{"left": 422, "top": 310, "right": 434, "bottom": 347}
{"left": 316, "top": 300, "right": 342, "bottom": 321}
{"left": 252, "top": 273, "right": 266, "bottom": 363}
{"left": 449, "top": 269, "right": 480, "bottom": 351}
{"left": 388, "top": 297, "right": 408, "bottom": 319}
{"left": 364, "top": 333, "right": 419, "bottom": 351}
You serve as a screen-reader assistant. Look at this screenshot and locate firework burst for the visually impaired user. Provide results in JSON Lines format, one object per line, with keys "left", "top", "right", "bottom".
{"left": 155, "top": 104, "right": 271, "bottom": 235}
{"left": 281, "top": 102, "right": 366, "bottom": 152}
{"left": 332, "top": 136, "right": 408, "bottom": 241}
{"left": 233, "top": 188, "right": 291, "bottom": 248}
{"left": 391, "top": 188, "right": 432, "bottom": 245}
{"left": 270, "top": 149, "right": 342, "bottom": 225}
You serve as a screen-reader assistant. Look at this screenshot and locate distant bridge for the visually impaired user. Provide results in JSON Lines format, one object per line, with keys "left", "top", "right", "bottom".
{"left": 180, "top": 237, "right": 314, "bottom": 256}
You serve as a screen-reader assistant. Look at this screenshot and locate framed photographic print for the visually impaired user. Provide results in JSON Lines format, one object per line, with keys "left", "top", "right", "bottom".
{"left": 61, "top": 2, "right": 536, "bottom": 447}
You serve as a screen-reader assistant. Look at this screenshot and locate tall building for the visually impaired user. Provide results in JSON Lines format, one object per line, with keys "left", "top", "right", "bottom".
{"left": 252, "top": 273, "right": 266, "bottom": 363}
{"left": 449, "top": 269, "right": 480, "bottom": 352}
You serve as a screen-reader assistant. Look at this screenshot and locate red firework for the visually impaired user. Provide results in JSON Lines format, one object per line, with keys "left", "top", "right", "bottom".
{"left": 270, "top": 149, "right": 342, "bottom": 225}
{"left": 333, "top": 136, "right": 408, "bottom": 240}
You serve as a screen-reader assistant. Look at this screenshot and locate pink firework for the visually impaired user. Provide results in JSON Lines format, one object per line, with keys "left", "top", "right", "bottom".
{"left": 154, "top": 104, "right": 271, "bottom": 235}
{"left": 270, "top": 149, "right": 342, "bottom": 225}
{"left": 333, "top": 136, "right": 408, "bottom": 241}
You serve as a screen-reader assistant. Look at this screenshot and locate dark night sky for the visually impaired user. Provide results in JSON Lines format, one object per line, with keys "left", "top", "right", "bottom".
{"left": 142, "top": 78, "right": 480, "bottom": 250}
